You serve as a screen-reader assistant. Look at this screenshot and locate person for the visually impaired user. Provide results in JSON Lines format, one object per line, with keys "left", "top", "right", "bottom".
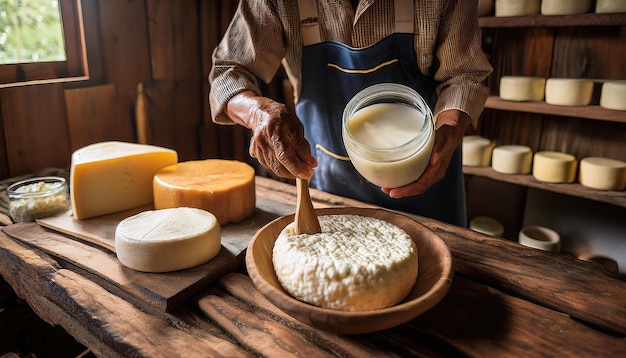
{"left": 209, "top": 0, "right": 493, "bottom": 227}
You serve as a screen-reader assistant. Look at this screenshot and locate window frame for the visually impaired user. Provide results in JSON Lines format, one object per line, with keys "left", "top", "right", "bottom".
{"left": 0, "top": 0, "right": 95, "bottom": 88}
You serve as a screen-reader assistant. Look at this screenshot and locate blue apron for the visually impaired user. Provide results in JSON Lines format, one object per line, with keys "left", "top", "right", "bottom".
{"left": 295, "top": 0, "right": 466, "bottom": 227}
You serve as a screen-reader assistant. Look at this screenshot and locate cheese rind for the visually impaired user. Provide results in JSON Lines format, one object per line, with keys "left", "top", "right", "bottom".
{"left": 545, "top": 78, "right": 593, "bottom": 106}
{"left": 115, "top": 207, "right": 221, "bottom": 272}
{"left": 273, "top": 214, "right": 418, "bottom": 311}
{"left": 532, "top": 151, "right": 578, "bottom": 183}
{"left": 600, "top": 81, "right": 626, "bottom": 111}
{"left": 541, "top": 0, "right": 592, "bottom": 15}
{"left": 492, "top": 145, "right": 533, "bottom": 174}
{"left": 153, "top": 160, "right": 256, "bottom": 225}
{"left": 495, "top": 0, "right": 540, "bottom": 17}
{"left": 70, "top": 141, "right": 178, "bottom": 220}
{"left": 499, "top": 76, "right": 546, "bottom": 102}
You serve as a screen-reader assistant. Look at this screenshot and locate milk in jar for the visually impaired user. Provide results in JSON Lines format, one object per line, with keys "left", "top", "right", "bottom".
{"left": 342, "top": 84, "right": 434, "bottom": 188}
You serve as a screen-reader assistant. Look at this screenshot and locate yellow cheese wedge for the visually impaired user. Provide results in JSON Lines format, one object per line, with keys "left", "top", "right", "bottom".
{"left": 115, "top": 207, "right": 221, "bottom": 272}
{"left": 71, "top": 141, "right": 178, "bottom": 220}
{"left": 153, "top": 159, "right": 256, "bottom": 225}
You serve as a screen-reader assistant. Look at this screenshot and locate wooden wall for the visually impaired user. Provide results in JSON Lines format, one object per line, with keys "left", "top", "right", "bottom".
{"left": 0, "top": 0, "right": 251, "bottom": 181}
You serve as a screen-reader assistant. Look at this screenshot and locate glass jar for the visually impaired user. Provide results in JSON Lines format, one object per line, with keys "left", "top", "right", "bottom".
{"left": 342, "top": 83, "right": 435, "bottom": 188}
{"left": 7, "top": 176, "right": 71, "bottom": 223}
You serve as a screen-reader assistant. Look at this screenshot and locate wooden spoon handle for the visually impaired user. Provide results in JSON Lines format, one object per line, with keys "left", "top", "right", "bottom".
{"left": 295, "top": 178, "right": 321, "bottom": 234}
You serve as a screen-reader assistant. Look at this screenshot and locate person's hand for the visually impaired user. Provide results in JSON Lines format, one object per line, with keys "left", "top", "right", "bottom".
{"left": 381, "top": 110, "right": 470, "bottom": 198}
{"left": 225, "top": 91, "right": 317, "bottom": 179}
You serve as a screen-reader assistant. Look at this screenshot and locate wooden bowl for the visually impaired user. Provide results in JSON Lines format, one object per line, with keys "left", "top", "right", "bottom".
{"left": 245, "top": 207, "right": 453, "bottom": 334}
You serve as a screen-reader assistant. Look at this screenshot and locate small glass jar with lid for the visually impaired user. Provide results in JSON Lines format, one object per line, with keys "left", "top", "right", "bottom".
{"left": 7, "top": 176, "right": 71, "bottom": 223}
{"left": 342, "top": 83, "right": 435, "bottom": 188}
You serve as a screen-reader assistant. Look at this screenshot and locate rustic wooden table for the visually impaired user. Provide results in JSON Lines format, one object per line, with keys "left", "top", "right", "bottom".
{"left": 1, "top": 176, "right": 625, "bottom": 357}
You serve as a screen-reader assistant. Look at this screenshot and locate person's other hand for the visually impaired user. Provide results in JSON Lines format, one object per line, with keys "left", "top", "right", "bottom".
{"left": 381, "top": 110, "right": 470, "bottom": 198}
{"left": 226, "top": 91, "right": 317, "bottom": 179}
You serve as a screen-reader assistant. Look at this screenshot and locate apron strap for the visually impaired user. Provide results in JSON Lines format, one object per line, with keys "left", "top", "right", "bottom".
{"left": 298, "top": 0, "right": 415, "bottom": 46}
{"left": 297, "top": 0, "right": 321, "bottom": 46}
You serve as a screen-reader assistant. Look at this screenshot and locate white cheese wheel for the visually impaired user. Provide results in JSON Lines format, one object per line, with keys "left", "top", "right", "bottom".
{"left": 470, "top": 216, "right": 504, "bottom": 237}
{"left": 579, "top": 157, "right": 626, "bottom": 191}
{"left": 463, "top": 136, "right": 494, "bottom": 167}
{"left": 273, "top": 214, "right": 418, "bottom": 312}
{"left": 153, "top": 160, "right": 256, "bottom": 225}
{"left": 596, "top": 0, "right": 626, "bottom": 13}
{"left": 541, "top": 0, "right": 592, "bottom": 15}
{"left": 70, "top": 141, "right": 178, "bottom": 220}
{"left": 532, "top": 151, "right": 578, "bottom": 183}
{"left": 115, "top": 207, "right": 221, "bottom": 273}
{"left": 495, "top": 0, "right": 540, "bottom": 16}
{"left": 492, "top": 145, "right": 533, "bottom": 174}
{"left": 600, "top": 81, "right": 626, "bottom": 111}
{"left": 545, "top": 78, "right": 594, "bottom": 106}
{"left": 499, "top": 76, "right": 546, "bottom": 102}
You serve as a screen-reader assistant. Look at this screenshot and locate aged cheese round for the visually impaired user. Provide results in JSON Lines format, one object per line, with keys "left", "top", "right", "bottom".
{"left": 545, "top": 78, "right": 594, "bottom": 106}
{"left": 492, "top": 145, "right": 533, "bottom": 174}
{"left": 499, "top": 76, "right": 546, "bottom": 102}
{"left": 70, "top": 141, "right": 178, "bottom": 220}
{"left": 579, "top": 157, "right": 626, "bottom": 191}
{"left": 532, "top": 151, "right": 578, "bottom": 183}
{"left": 600, "top": 81, "right": 626, "bottom": 111}
{"left": 153, "top": 160, "right": 255, "bottom": 225}
{"left": 273, "top": 214, "right": 418, "bottom": 312}
{"left": 596, "top": 0, "right": 626, "bottom": 13}
{"left": 541, "top": 0, "right": 592, "bottom": 15}
{"left": 463, "top": 136, "right": 494, "bottom": 167}
{"left": 115, "top": 207, "right": 221, "bottom": 273}
{"left": 495, "top": 0, "right": 540, "bottom": 17}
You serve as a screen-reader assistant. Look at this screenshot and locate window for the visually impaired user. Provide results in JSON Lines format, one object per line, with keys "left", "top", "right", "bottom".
{"left": 0, "top": 0, "right": 87, "bottom": 87}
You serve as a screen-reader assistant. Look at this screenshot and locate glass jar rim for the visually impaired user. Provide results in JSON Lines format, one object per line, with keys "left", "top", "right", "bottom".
{"left": 342, "top": 83, "right": 434, "bottom": 162}
{"left": 7, "top": 176, "right": 67, "bottom": 199}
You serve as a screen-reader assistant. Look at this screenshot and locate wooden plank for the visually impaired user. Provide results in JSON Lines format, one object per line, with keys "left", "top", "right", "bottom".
{"left": 0, "top": 102, "right": 8, "bottom": 180}
{"left": 3, "top": 191, "right": 293, "bottom": 312}
{"left": 64, "top": 84, "right": 135, "bottom": 151}
{"left": 2, "top": 222, "right": 240, "bottom": 313}
{"left": 484, "top": 96, "right": 626, "bottom": 123}
{"left": 0, "top": 232, "right": 251, "bottom": 357}
{"left": 147, "top": 79, "right": 203, "bottom": 161}
{"left": 479, "top": 13, "right": 626, "bottom": 28}
{"left": 147, "top": 0, "right": 200, "bottom": 80}
{"left": 0, "top": 84, "right": 71, "bottom": 177}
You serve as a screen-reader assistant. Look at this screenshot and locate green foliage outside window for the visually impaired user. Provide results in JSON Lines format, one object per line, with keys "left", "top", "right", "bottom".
{"left": 0, "top": 0, "right": 66, "bottom": 64}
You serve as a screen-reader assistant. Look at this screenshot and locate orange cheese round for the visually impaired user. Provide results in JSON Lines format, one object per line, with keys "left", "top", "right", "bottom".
{"left": 153, "top": 160, "right": 255, "bottom": 225}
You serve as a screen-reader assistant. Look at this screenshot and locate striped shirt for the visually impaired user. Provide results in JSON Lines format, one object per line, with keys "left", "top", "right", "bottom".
{"left": 209, "top": 0, "right": 493, "bottom": 128}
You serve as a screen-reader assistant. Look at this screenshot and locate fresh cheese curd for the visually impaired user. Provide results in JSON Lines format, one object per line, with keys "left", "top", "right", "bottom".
{"left": 7, "top": 176, "right": 70, "bottom": 223}
{"left": 273, "top": 214, "right": 418, "bottom": 311}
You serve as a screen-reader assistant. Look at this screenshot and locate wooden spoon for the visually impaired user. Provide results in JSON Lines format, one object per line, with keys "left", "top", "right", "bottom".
{"left": 295, "top": 177, "right": 321, "bottom": 234}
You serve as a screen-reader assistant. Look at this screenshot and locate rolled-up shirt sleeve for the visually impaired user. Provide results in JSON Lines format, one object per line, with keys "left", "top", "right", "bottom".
{"left": 209, "top": 0, "right": 287, "bottom": 124}
{"left": 430, "top": 0, "right": 493, "bottom": 128}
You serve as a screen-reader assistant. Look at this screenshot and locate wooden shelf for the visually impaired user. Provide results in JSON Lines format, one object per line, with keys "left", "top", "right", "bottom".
{"left": 463, "top": 166, "right": 626, "bottom": 209}
{"left": 479, "top": 13, "right": 626, "bottom": 28}
{"left": 484, "top": 96, "right": 626, "bottom": 123}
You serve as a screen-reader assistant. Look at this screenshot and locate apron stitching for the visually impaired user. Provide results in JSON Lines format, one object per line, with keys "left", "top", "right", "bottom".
{"left": 315, "top": 144, "right": 351, "bottom": 161}
{"left": 327, "top": 59, "right": 399, "bottom": 74}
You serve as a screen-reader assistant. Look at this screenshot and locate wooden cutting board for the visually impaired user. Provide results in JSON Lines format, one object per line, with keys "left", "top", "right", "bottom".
{"left": 2, "top": 197, "right": 296, "bottom": 313}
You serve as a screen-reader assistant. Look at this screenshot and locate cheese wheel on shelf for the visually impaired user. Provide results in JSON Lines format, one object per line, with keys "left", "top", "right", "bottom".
{"left": 492, "top": 145, "right": 533, "bottom": 174}
{"left": 495, "top": 0, "right": 540, "bottom": 17}
{"left": 70, "top": 141, "right": 178, "bottom": 220}
{"left": 499, "top": 76, "right": 546, "bottom": 102}
{"left": 600, "top": 81, "right": 626, "bottom": 111}
{"left": 462, "top": 136, "right": 494, "bottom": 167}
{"left": 545, "top": 78, "right": 594, "bottom": 106}
{"left": 596, "top": 0, "right": 626, "bottom": 13}
{"left": 470, "top": 216, "right": 504, "bottom": 237}
{"left": 541, "top": 0, "right": 592, "bottom": 15}
{"left": 153, "top": 160, "right": 256, "bottom": 225}
{"left": 115, "top": 207, "right": 221, "bottom": 273}
{"left": 579, "top": 157, "right": 626, "bottom": 191}
{"left": 532, "top": 151, "right": 577, "bottom": 183}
